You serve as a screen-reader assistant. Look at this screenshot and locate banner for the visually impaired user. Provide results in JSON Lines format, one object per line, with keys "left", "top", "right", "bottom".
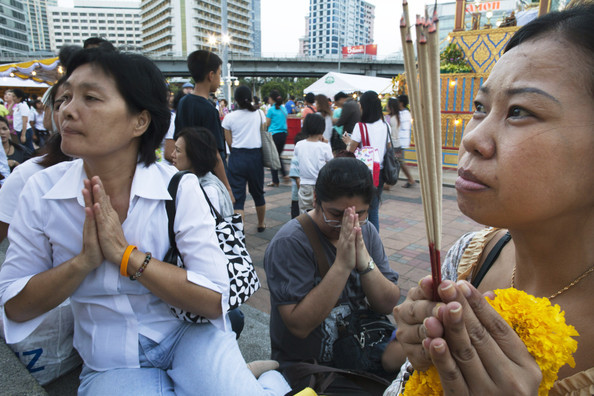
{"left": 341, "top": 44, "right": 377, "bottom": 58}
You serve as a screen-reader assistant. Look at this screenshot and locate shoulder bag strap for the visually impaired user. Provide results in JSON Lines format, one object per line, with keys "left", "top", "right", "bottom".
{"left": 166, "top": 171, "right": 192, "bottom": 249}
{"left": 296, "top": 213, "right": 330, "bottom": 278}
{"left": 471, "top": 232, "right": 512, "bottom": 287}
{"left": 358, "top": 122, "right": 369, "bottom": 147}
{"left": 198, "top": 183, "right": 224, "bottom": 223}
{"left": 385, "top": 122, "right": 393, "bottom": 149}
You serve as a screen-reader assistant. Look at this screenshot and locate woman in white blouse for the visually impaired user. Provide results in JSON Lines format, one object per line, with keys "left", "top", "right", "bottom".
{"left": 0, "top": 49, "right": 289, "bottom": 395}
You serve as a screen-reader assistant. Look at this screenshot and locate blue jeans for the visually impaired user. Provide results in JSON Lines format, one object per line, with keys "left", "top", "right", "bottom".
{"left": 78, "top": 322, "right": 290, "bottom": 395}
{"left": 228, "top": 148, "right": 265, "bottom": 210}
{"left": 368, "top": 172, "right": 385, "bottom": 232}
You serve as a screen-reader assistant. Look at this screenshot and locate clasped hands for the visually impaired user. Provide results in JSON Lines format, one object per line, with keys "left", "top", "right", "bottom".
{"left": 394, "top": 276, "right": 542, "bottom": 396}
{"left": 80, "top": 176, "right": 129, "bottom": 272}
{"left": 335, "top": 206, "right": 371, "bottom": 274}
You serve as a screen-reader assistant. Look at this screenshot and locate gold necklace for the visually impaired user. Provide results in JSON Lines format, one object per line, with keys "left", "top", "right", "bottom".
{"left": 511, "top": 264, "right": 594, "bottom": 300}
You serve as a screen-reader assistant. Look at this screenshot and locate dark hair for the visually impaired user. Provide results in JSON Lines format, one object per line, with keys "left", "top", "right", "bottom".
{"left": 176, "top": 127, "right": 218, "bottom": 177}
{"left": 387, "top": 97, "right": 401, "bottom": 125}
{"left": 304, "top": 92, "right": 315, "bottom": 104}
{"left": 397, "top": 94, "right": 409, "bottom": 108}
{"left": 234, "top": 85, "right": 257, "bottom": 112}
{"left": 315, "top": 94, "right": 332, "bottom": 117}
{"left": 12, "top": 89, "right": 26, "bottom": 101}
{"left": 334, "top": 150, "right": 356, "bottom": 158}
{"left": 315, "top": 158, "right": 375, "bottom": 206}
{"left": 301, "top": 113, "right": 325, "bottom": 137}
{"left": 187, "top": 50, "right": 222, "bottom": 83}
{"left": 83, "top": 37, "right": 115, "bottom": 51}
{"left": 39, "top": 133, "right": 72, "bottom": 168}
{"left": 173, "top": 90, "right": 186, "bottom": 111}
{"left": 253, "top": 96, "right": 261, "bottom": 106}
{"left": 504, "top": 5, "right": 594, "bottom": 97}
{"left": 289, "top": 95, "right": 295, "bottom": 100}
{"left": 269, "top": 89, "right": 282, "bottom": 109}
{"left": 334, "top": 91, "right": 348, "bottom": 102}
{"left": 58, "top": 45, "right": 83, "bottom": 70}
{"left": 0, "top": 115, "right": 8, "bottom": 129}
{"left": 293, "top": 131, "right": 307, "bottom": 145}
{"left": 360, "top": 90, "right": 383, "bottom": 123}
{"left": 65, "top": 48, "right": 170, "bottom": 166}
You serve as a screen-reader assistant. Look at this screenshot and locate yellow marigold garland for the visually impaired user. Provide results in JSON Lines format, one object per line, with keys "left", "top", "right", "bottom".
{"left": 402, "top": 288, "right": 579, "bottom": 396}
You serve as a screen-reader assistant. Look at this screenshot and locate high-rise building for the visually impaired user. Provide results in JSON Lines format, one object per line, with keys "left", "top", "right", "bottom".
{"left": 141, "top": 0, "right": 257, "bottom": 57}
{"left": 47, "top": 0, "right": 142, "bottom": 52}
{"left": 301, "top": 0, "right": 375, "bottom": 58}
{"left": 0, "top": 0, "right": 30, "bottom": 57}
{"left": 25, "top": 0, "right": 57, "bottom": 57}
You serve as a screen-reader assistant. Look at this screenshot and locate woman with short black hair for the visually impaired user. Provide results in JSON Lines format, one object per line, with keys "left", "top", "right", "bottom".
{"left": 0, "top": 48, "right": 289, "bottom": 395}
{"left": 173, "top": 126, "right": 234, "bottom": 218}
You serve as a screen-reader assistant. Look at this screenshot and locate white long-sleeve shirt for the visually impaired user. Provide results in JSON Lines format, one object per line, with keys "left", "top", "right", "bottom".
{"left": 0, "top": 159, "right": 229, "bottom": 371}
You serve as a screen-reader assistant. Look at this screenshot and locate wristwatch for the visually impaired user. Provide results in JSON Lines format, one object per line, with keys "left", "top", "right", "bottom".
{"left": 358, "top": 257, "right": 375, "bottom": 276}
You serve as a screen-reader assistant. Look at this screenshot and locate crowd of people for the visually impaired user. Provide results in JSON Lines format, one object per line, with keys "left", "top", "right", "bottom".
{"left": 0, "top": 5, "right": 592, "bottom": 395}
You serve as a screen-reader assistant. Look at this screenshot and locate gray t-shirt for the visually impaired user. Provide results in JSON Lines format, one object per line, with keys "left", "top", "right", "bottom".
{"left": 264, "top": 217, "right": 399, "bottom": 368}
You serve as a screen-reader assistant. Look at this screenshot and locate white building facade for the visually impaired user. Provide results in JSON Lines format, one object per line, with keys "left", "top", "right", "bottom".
{"left": 141, "top": 0, "right": 258, "bottom": 57}
{"left": 47, "top": 0, "right": 142, "bottom": 52}
{"left": 302, "top": 0, "right": 375, "bottom": 58}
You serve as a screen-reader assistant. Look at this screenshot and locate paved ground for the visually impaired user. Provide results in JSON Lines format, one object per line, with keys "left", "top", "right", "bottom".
{"left": 243, "top": 167, "right": 480, "bottom": 314}
{"left": 0, "top": 166, "right": 483, "bottom": 394}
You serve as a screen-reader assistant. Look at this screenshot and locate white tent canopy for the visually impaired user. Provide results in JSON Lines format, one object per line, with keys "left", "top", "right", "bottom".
{"left": 0, "top": 76, "right": 50, "bottom": 88}
{"left": 303, "top": 72, "right": 393, "bottom": 98}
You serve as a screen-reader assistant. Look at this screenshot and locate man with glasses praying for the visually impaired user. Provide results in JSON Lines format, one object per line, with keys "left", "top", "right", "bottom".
{"left": 264, "top": 158, "right": 400, "bottom": 383}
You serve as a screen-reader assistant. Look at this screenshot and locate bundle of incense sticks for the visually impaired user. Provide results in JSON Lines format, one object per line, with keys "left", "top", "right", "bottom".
{"left": 400, "top": 1, "right": 443, "bottom": 301}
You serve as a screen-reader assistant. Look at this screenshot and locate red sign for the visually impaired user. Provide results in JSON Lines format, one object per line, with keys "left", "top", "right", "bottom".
{"left": 341, "top": 44, "right": 377, "bottom": 58}
{"left": 466, "top": 1, "right": 501, "bottom": 13}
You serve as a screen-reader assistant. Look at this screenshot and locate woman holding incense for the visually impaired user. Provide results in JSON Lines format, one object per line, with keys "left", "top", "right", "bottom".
{"left": 0, "top": 48, "right": 290, "bottom": 395}
{"left": 388, "top": 6, "right": 594, "bottom": 395}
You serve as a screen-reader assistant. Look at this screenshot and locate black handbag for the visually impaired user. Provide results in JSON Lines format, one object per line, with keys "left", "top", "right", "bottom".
{"left": 382, "top": 124, "right": 400, "bottom": 186}
{"left": 164, "top": 171, "right": 261, "bottom": 323}
{"left": 332, "top": 309, "right": 395, "bottom": 379}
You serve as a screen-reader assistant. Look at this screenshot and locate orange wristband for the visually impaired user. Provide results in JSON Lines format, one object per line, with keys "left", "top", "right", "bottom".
{"left": 120, "top": 245, "right": 137, "bottom": 277}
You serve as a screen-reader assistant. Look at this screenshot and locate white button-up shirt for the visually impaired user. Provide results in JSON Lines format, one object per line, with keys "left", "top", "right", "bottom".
{"left": 0, "top": 159, "right": 230, "bottom": 371}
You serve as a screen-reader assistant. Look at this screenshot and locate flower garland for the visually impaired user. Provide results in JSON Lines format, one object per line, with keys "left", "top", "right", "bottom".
{"left": 402, "top": 288, "right": 579, "bottom": 396}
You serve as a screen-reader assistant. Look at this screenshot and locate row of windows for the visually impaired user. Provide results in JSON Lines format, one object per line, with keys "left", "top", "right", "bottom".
{"left": 0, "top": 0, "right": 23, "bottom": 11}
{"left": 58, "top": 25, "right": 137, "bottom": 31}
{"left": 0, "top": 39, "right": 28, "bottom": 51}
{"left": 53, "top": 11, "right": 135, "bottom": 17}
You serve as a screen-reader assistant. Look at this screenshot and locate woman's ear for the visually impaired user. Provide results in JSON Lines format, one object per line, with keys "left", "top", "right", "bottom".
{"left": 133, "top": 110, "right": 151, "bottom": 137}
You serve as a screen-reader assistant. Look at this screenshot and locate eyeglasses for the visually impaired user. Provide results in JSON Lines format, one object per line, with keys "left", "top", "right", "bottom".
{"left": 321, "top": 206, "right": 368, "bottom": 228}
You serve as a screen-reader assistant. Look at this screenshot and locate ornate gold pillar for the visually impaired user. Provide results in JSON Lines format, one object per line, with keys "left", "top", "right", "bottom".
{"left": 454, "top": 0, "right": 467, "bottom": 31}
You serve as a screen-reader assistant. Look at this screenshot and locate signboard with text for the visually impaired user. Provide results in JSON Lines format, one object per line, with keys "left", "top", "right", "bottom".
{"left": 341, "top": 44, "right": 377, "bottom": 58}
{"left": 466, "top": 1, "right": 501, "bottom": 13}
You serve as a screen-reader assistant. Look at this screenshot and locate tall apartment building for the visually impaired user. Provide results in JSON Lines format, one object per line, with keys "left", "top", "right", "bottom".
{"left": 301, "top": 0, "right": 375, "bottom": 58}
{"left": 141, "top": 0, "right": 259, "bottom": 57}
{"left": 0, "top": 0, "right": 30, "bottom": 57}
{"left": 47, "top": 0, "right": 142, "bottom": 52}
{"left": 25, "top": 0, "right": 57, "bottom": 56}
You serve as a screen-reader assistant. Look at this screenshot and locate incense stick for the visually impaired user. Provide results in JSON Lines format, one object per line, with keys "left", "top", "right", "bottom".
{"left": 400, "top": 1, "right": 443, "bottom": 301}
